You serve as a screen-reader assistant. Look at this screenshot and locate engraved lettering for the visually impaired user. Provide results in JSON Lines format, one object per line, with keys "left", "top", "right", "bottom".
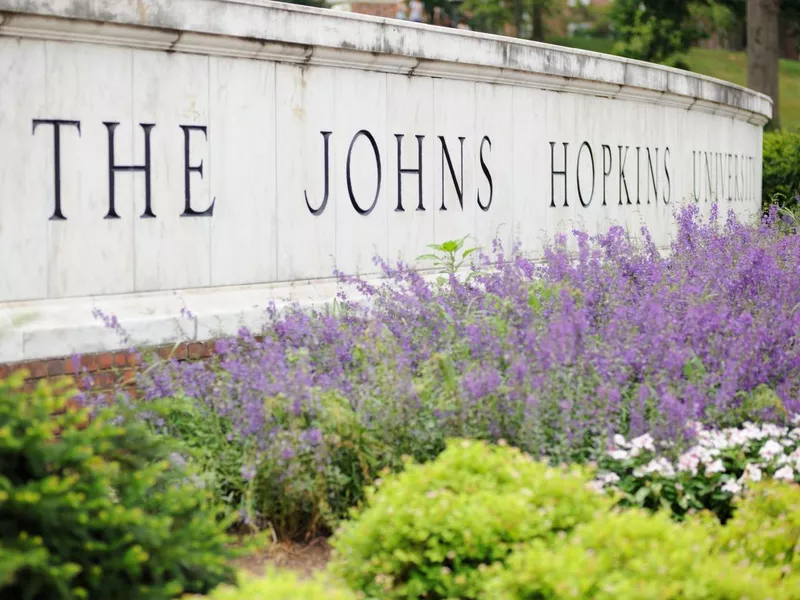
{"left": 439, "top": 136, "right": 465, "bottom": 211}
{"left": 550, "top": 141, "right": 568, "bottom": 208}
{"left": 32, "top": 119, "right": 81, "bottom": 221}
{"left": 180, "top": 125, "right": 215, "bottom": 217}
{"left": 347, "top": 129, "right": 382, "bottom": 216}
{"left": 103, "top": 122, "right": 155, "bottom": 219}
{"left": 477, "top": 136, "right": 493, "bottom": 212}
{"left": 305, "top": 131, "right": 332, "bottom": 216}
{"left": 395, "top": 134, "right": 424, "bottom": 212}
{"left": 577, "top": 141, "right": 595, "bottom": 208}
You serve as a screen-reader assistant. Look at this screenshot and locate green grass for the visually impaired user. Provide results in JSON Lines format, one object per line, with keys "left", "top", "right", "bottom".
{"left": 548, "top": 36, "right": 800, "bottom": 131}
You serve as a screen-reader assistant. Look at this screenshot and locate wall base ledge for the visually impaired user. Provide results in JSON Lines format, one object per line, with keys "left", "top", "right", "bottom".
{"left": 0, "top": 279, "right": 351, "bottom": 364}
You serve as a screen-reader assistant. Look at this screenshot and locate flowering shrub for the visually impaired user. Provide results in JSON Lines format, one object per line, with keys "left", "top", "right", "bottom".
{"left": 593, "top": 417, "right": 800, "bottom": 522}
{"left": 484, "top": 508, "right": 785, "bottom": 599}
{"left": 81, "top": 204, "right": 800, "bottom": 537}
{"left": 184, "top": 570, "right": 357, "bottom": 600}
{"left": 141, "top": 390, "right": 381, "bottom": 539}
{"left": 0, "top": 372, "right": 237, "bottom": 600}
{"left": 329, "top": 439, "right": 611, "bottom": 600}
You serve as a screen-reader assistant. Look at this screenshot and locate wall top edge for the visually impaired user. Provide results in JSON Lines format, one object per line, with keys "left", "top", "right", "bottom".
{"left": 0, "top": 0, "right": 773, "bottom": 121}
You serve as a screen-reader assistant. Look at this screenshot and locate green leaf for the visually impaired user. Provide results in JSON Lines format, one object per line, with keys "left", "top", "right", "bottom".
{"left": 441, "top": 240, "right": 460, "bottom": 253}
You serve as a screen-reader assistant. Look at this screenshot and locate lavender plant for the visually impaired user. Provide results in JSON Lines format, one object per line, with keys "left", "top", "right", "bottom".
{"left": 81, "top": 204, "right": 800, "bottom": 538}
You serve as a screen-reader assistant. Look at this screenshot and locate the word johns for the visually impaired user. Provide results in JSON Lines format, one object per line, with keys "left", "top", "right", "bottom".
{"left": 304, "top": 130, "right": 495, "bottom": 216}
{"left": 32, "top": 119, "right": 215, "bottom": 221}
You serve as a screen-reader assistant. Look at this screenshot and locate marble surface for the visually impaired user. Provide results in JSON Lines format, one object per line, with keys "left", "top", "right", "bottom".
{"left": 0, "top": 0, "right": 770, "bottom": 362}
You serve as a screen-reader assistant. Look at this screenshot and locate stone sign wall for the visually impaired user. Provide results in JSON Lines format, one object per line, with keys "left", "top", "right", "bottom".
{"left": 0, "top": 0, "right": 771, "bottom": 364}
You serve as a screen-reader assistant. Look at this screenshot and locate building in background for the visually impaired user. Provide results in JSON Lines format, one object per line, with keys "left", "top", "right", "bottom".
{"left": 328, "top": 0, "right": 410, "bottom": 19}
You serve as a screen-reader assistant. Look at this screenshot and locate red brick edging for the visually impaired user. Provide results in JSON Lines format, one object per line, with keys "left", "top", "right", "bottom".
{"left": 0, "top": 341, "right": 217, "bottom": 392}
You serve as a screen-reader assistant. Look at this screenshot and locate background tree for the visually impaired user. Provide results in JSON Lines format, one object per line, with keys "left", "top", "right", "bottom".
{"left": 461, "top": 0, "right": 514, "bottom": 33}
{"left": 610, "top": 0, "right": 708, "bottom": 69}
{"left": 748, "top": 0, "right": 782, "bottom": 128}
{"left": 461, "top": 0, "right": 559, "bottom": 39}
{"left": 716, "top": 0, "right": 800, "bottom": 129}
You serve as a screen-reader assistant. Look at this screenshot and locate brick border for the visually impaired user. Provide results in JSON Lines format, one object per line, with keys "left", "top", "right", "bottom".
{"left": 0, "top": 340, "right": 217, "bottom": 393}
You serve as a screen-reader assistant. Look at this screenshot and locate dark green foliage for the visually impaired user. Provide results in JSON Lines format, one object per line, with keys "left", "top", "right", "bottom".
{"left": 715, "top": 0, "right": 800, "bottom": 23}
{"left": 139, "top": 389, "right": 384, "bottom": 541}
{"left": 0, "top": 372, "right": 237, "bottom": 600}
{"left": 610, "top": 0, "right": 706, "bottom": 69}
{"left": 763, "top": 130, "right": 800, "bottom": 210}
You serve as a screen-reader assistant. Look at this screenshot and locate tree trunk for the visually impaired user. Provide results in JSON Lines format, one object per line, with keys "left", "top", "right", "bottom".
{"left": 532, "top": 4, "right": 544, "bottom": 42}
{"left": 748, "top": 0, "right": 781, "bottom": 128}
{"left": 513, "top": 0, "right": 523, "bottom": 38}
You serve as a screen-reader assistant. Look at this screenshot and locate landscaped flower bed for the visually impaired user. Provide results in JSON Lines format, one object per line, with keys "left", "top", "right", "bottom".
{"left": 76, "top": 204, "right": 800, "bottom": 540}
{"left": 3, "top": 203, "right": 800, "bottom": 598}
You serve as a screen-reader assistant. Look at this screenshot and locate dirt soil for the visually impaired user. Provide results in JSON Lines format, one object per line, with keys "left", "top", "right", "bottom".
{"left": 233, "top": 538, "right": 332, "bottom": 579}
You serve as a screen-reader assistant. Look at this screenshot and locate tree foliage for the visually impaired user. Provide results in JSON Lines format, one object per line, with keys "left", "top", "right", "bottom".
{"left": 610, "top": 0, "right": 709, "bottom": 69}
{"left": 461, "top": 0, "right": 559, "bottom": 39}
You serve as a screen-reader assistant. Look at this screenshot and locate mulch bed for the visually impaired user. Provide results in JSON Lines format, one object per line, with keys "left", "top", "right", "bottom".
{"left": 233, "top": 538, "right": 332, "bottom": 579}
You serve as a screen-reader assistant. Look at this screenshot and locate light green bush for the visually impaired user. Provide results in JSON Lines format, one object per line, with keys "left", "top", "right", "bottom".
{"left": 712, "top": 480, "right": 800, "bottom": 591}
{"left": 0, "top": 371, "right": 237, "bottom": 599}
{"left": 486, "top": 508, "right": 785, "bottom": 600}
{"left": 187, "top": 569, "right": 358, "bottom": 600}
{"left": 329, "top": 439, "right": 611, "bottom": 600}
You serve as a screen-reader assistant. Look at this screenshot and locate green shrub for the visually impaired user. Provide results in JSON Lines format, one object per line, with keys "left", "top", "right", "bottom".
{"left": 329, "top": 439, "right": 611, "bottom": 600}
{"left": 712, "top": 480, "right": 800, "bottom": 590}
{"left": 0, "top": 372, "right": 237, "bottom": 599}
{"left": 763, "top": 130, "right": 800, "bottom": 208}
{"left": 186, "top": 569, "right": 357, "bottom": 600}
{"left": 143, "top": 388, "right": 384, "bottom": 540}
{"left": 486, "top": 509, "right": 785, "bottom": 599}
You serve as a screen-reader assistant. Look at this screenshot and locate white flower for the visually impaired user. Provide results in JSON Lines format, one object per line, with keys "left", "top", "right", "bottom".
{"left": 699, "top": 430, "right": 730, "bottom": 451}
{"left": 740, "top": 463, "right": 763, "bottom": 483}
{"left": 638, "top": 457, "right": 676, "bottom": 478}
{"left": 613, "top": 434, "right": 629, "bottom": 448}
{"left": 630, "top": 433, "right": 656, "bottom": 454}
{"left": 721, "top": 479, "right": 743, "bottom": 495}
{"left": 759, "top": 439, "right": 784, "bottom": 461}
{"left": 705, "top": 459, "right": 725, "bottom": 474}
{"left": 774, "top": 466, "right": 795, "bottom": 481}
{"left": 761, "top": 424, "right": 788, "bottom": 438}
{"left": 677, "top": 446, "right": 716, "bottom": 476}
{"left": 678, "top": 452, "right": 700, "bottom": 476}
{"left": 609, "top": 449, "right": 630, "bottom": 461}
{"left": 596, "top": 472, "right": 621, "bottom": 486}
